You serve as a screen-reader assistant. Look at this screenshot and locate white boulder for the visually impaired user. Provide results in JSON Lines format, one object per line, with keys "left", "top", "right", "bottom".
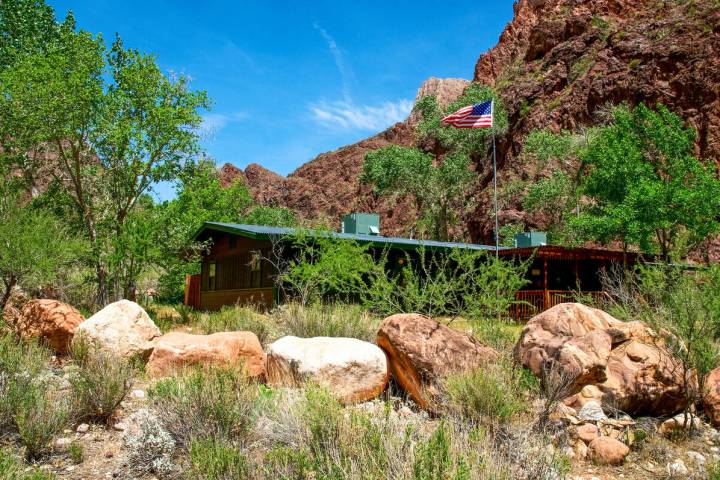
{"left": 74, "top": 300, "right": 160, "bottom": 359}
{"left": 265, "top": 336, "right": 388, "bottom": 404}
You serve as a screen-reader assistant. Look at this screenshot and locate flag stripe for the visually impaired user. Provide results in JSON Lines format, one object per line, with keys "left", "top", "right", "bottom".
{"left": 441, "top": 99, "right": 493, "bottom": 129}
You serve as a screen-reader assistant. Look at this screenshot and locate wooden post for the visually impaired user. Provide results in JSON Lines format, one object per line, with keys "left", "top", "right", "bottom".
{"left": 543, "top": 258, "right": 549, "bottom": 311}
{"left": 184, "top": 274, "right": 190, "bottom": 306}
{"left": 574, "top": 259, "right": 579, "bottom": 290}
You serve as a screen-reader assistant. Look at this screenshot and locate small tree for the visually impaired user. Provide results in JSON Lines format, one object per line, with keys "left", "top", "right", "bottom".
{"left": 361, "top": 83, "right": 508, "bottom": 242}
{"left": 0, "top": 180, "right": 83, "bottom": 311}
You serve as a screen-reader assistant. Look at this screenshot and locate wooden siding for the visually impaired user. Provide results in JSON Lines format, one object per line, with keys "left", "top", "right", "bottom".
{"left": 200, "top": 287, "right": 275, "bottom": 311}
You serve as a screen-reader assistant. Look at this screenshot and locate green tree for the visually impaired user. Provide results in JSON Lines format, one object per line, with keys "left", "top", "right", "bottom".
{"left": 0, "top": 20, "right": 209, "bottom": 304}
{"left": 521, "top": 104, "right": 720, "bottom": 260}
{"left": 0, "top": 0, "right": 63, "bottom": 70}
{"left": 361, "top": 83, "right": 507, "bottom": 241}
{"left": 577, "top": 104, "right": 720, "bottom": 260}
{"left": 362, "top": 147, "right": 474, "bottom": 241}
{"left": 0, "top": 179, "right": 83, "bottom": 311}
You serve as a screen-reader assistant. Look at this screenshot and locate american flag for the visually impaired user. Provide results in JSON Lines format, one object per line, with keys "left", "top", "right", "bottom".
{"left": 441, "top": 99, "right": 493, "bottom": 128}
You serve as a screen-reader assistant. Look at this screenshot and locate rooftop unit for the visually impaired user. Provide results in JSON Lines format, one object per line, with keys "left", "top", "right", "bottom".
{"left": 513, "top": 231, "right": 547, "bottom": 248}
{"left": 341, "top": 213, "right": 380, "bottom": 236}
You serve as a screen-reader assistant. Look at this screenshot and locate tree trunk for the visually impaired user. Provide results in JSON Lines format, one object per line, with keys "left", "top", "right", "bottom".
{"left": 0, "top": 275, "right": 18, "bottom": 312}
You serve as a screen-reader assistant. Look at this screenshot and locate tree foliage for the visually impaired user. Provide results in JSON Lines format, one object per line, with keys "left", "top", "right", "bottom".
{"left": 0, "top": 178, "right": 84, "bottom": 311}
{"left": 361, "top": 83, "right": 507, "bottom": 241}
{"left": 521, "top": 103, "right": 720, "bottom": 259}
{"left": 0, "top": 12, "right": 209, "bottom": 304}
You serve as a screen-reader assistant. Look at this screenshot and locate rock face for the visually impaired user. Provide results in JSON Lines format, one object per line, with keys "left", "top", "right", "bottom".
{"left": 515, "top": 303, "right": 687, "bottom": 416}
{"left": 588, "top": 436, "right": 629, "bottom": 465}
{"left": 74, "top": 300, "right": 161, "bottom": 360}
{"left": 704, "top": 367, "right": 720, "bottom": 426}
{"left": 13, "top": 299, "right": 84, "bottom": 354}
{"left": 377, "top": 313, "right": 498, "bottom": 409}
{"left": 146, "top": 331, "right": 265, "bottom": 379}
{"left": 265, "top": 336, "right": 388, "bottom": 404}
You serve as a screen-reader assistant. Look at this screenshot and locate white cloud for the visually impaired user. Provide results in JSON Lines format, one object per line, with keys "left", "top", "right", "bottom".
{"left": 313, "top": 22, "right": 352, "bottom": 102}
{"left": 199, "top": 112, "right": 248, "bottom": 137}
{"left": 311, "top": 99, "right": 413, "bottom": 131}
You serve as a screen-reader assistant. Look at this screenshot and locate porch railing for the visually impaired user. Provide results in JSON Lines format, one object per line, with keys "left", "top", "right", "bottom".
{"left": 511, "top": 290, "right": 607, "bottom": 320}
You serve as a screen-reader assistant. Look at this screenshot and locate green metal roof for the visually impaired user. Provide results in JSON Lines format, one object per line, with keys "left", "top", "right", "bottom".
{"left": 193, "top": 222, "right": 502, "bottom": 252}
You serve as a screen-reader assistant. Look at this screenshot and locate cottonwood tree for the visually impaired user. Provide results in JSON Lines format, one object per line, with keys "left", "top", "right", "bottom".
{"left": 577, "top": 103, "right": 720, "bottom": 261}
{"left": 0, "top": 19, "right": 209, "bottom": 305}
{"left": 521, "top": 104, "right": 720, "bottom": 261}
{"left": 361, "top": 83, "right": 507, "bottom": 241}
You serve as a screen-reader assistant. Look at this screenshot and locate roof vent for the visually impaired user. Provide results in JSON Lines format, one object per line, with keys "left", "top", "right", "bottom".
{"left": 342, "top": 213, "right": 380, "bottom": 236}
{"left": 514, "top": 231, "right": 547, "bottom": 248}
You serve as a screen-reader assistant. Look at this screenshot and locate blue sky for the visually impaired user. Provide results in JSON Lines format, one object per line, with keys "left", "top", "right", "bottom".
{"left": 47, "top": 1, "right": 514, "bottom": 199}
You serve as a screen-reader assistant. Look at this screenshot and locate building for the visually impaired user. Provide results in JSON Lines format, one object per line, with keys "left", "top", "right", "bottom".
{"left": 185, "top": 216, "right": 639, "bottom": 318}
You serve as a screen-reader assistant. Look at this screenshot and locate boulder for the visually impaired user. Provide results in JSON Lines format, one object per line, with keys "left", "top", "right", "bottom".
{"left": 516, "top": 303, "right": 688, "bottom": 417}
{"left": 704, "top": 367, "right": 720, "bottom": 426}
{"left": 576, "top": 423, "right": 600, "bottom": 444}
{"left": 658, "top": 413, "right": 704, "bottom": 436}
{"left": 265, "top": 336, "right": 388, "bottom": 404}
{"left": 588, "top": 437, "right": 629, "bottom": 465}
{"left": 146, "top": 331, "right": 265, "bottom": 379}
{"left": 13, "top": 299, "right": 84, "bottom": 354}
{"left": 578, "top": 401, "right": 607, "bottom": 422}
{"left": 377, "top": 313, "right": 498, "bottom": 409}
{"left": 74, "top": 300, "right": 160, "bottom": 360}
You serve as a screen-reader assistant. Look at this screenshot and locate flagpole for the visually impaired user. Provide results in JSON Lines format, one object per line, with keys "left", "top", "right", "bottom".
{"left": 491, "top": 101, "right": 499, "bottom": 259}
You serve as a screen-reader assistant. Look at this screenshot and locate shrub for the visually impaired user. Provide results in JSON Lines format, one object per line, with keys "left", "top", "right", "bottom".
{"left": 0, "top": 333, "right": 51, "bottom": 430}
{"left": 68, "top": 441, "right": 83, "bottom": 464}
{"left": 0, "top": 333, "right": 68, "bottom": 459}
{"left": 14, "top": 386, "right": 69, "bottom": 460}
{"left": 123, "top": 409, "right": 175, "bottom": 477}
{"left": 444, "top": 360, "right": 529, "bottom": 425}
{"left": 0, "top": 447, "right": 54, "bottom": 480}
{"left": 149, "top": 365, "right": 259, "bottom": 448}
{"left": 188, "top": 438, "right": 249, "bottom": 480}
{"left": 412, "top": 422, "right": 452, "bottom": 480}
{"left": 196, "top": 306, "right": 272, "bottom": 345}
{"left": 273, "top": 302, "right": 379, "bottom": 342}
{"left": 69, "top": 342, "right": 134, "bottom": 423}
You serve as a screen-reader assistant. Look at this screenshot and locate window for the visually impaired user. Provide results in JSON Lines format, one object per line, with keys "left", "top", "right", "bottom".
{"left": 208, "top": 262, "right": 217, "bottom": 290}
{"left": 229, "top": 236, "right": 237, "bottom": 249}
{"left": 250, "top": 251, "right": 261, "bottom": 288}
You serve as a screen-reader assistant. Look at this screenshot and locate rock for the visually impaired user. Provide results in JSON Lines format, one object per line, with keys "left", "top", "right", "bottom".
{"left": 13, "top": 299, "right": 84, "bottom": 354}
{"left": 377, "top": 313, "right": 498, "bottom": 409}
{"left": 574, "top": 439, "right": 588, "bottom": 459}
{"left": 576, "top": 423, "right": 600, "bottom": 444}
{"left": 704, "top": 367, "right": 720, "bottom": 426}
{"left": 517, "top": 303, "right": 688, "bottom": 417}
{"left": 55, "top": 437, "right": 72, "bottom": 448}
{"left": 76, "top": 423, "right": 89, "bottom": 433}
{"left": 130, "top": 389, "right": 145, "bottom": 399}
{"left": 578, "top": 401, "right": 607, "bottom": 422}
{"left": 266, "top": 336, "right": 388, "bottom": 404}
{"left": 658, "top": 413, "right": 704, "bottom": 436}
{"left": 74, "top": 300, "right": 160, "bottom": 360}
{"left": 146, "top": 331, "right": 265, "bottom": 379}
{"left": 686, "top": 450, "right": 706, "bottom": 466}
{"left": 666, "top": 459, "right": 689, "bottom": 476}
{"left": 588, "top": 437, "right": 629, "bottom": 465}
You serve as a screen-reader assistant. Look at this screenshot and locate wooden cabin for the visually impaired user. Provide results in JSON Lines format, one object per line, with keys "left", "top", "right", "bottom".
{"left": 186, "top": 221, "right": 639, "bottom": 318}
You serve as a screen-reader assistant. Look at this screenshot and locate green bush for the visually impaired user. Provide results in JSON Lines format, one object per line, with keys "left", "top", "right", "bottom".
{"left": 273, "top": 302, "right": 379, "bottom": 342}
{"left": 188, "top": 438, "right": 249, "bottom": 480}
{"left": 0, "top": 447, "right": 55, "bottom": 479}
{"left": 14, "top": 386, "right": 69, "bottom": 460}
{"left": 69, "top": 342, "right": 134, "bottom": 423}
{"left": 412, "top": 422, "right": 452, "bottom": 480}
{"left": 444, "top": 361, "right": 529, "bottom": 425}
{"left": 0, "top": 333, "right": 68, "bottom": 459}
{"left": 0, "top": 333, "right": 52, "bottom": 430}
{"left": 68, "top": 441, "right": 83, "bottom": 464}
{"left": 149, "top": 365, "right": 259, "bottom": 448}
{"left": 197, "top": 305, "right": 272, "bottom": 345}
